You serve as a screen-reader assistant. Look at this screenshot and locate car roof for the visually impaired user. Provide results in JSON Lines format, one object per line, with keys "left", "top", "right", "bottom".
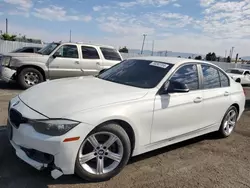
{"left": 61, "top": 42, "right": 115, "bottom": 49}
{"left": 128, "top": 56, "right": 213, "bottom": 66}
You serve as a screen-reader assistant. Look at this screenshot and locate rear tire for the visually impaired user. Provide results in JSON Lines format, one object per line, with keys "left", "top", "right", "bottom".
{"left": 218, "top": 106, "right": 238, "bottom": 138}
{"left": 75, "top": 123, "right": 131, "bottom": 182}
{"left": 17, "top": 68, "right": 44, "bottom": 89}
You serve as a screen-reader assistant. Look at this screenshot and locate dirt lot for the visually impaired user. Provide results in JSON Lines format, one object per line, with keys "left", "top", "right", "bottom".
{"left": 0, "top": 80, "right": 250, "bottom": 188}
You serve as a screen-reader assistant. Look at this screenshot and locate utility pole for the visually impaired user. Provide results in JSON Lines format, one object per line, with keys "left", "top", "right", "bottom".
{"left": 6, "top": 18, "right": 8, "bottom": 34}
{"left": 235, "top": 53, "right": 239, "bottom": 64}
{"left": 69, "top": 29, "right": 72, "bottom": 42}
{"left": 140, "top": 34, "right": 146, "bottom": 55}
{"left": 165, "top": 51, "right": 168, "bottom": 56}
{"left": 151, "top": 40, "right": 154, "bottom": 56}
{"left": 231, "top": 47, "right": 234, "bottom": 59}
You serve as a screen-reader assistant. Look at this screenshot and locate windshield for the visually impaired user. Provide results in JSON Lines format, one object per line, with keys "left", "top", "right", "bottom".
{"left": 37, "top": 43, "right": 60, "bottom": 55}
{"left": 98, "top": 59, "right": 173, "bottom": 88}
{"left": 226, "top": 69, "right": 244, "bottom": 75}
{"left": 11, "top": 48, "right": 23, "bottom": 52}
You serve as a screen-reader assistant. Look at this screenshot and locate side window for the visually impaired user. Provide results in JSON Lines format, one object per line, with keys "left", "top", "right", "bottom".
{"left": 219, "top": 71, "right": 229, "bottom": 87}
{"left": 100, "top": 47, "right": 122, "bottom": 61}
{"left": 55, "top": 45, "right": 79, "bottom": 58}
{"left": 201, "top": 65, "right": 220, "bottom": 89}
{"left": 81, "top": 46, "right": 100, "bottom": 59}
{"left": 170, "top": 64, "right": 199, "bottom": 91}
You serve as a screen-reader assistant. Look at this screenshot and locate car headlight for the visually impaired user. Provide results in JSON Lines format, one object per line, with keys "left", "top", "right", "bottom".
{"left": 28, "top": 119, "right": 80, "bottom": 136}
{"left": 1, "top": 56, "right": 11, "bottom": 66}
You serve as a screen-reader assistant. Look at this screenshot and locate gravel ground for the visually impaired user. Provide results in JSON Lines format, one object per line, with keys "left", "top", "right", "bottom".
{"left": 0, "top": 80, "right": 250, "bottom": 188}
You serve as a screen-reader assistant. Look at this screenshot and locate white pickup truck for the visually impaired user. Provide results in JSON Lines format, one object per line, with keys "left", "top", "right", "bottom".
{"left": 226, "top": 68, "right": 250, "bottom": 85}
{"left": 0, "top": 42, "right": 123, "bottom": 89}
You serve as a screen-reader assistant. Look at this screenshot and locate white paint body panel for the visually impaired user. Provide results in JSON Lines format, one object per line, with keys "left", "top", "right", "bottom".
{"left": 8, "top": 57, "right": 246, "bottom": 177}
{"left": 227, "top": 71, "right": 250, "bottom": 84}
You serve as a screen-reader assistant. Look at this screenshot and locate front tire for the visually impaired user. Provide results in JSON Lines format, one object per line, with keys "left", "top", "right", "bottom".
{"left": 75, "top": 123, "right": 131, "bottom": 182}
{"left": 17, "top": 68, "right": 44, "bottom": 89}
{"left": 218, "top": 106, "right": 238, "bottom": 138}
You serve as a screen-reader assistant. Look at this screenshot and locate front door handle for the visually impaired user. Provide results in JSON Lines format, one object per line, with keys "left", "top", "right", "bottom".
{"left": 75, "top": 61, "right": 79, "bottom": 64}
{"left": 224, "top": 91, "right": 230, "bottom": 96}
{"left": 194, "top": 97, "right": 203, "bottom": 103}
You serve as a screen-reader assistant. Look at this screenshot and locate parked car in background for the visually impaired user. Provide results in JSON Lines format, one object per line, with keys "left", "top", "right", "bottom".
{"left": 7, "top": 57, "right": 245, "bottom": 181}
{"left": 226, "top": 68, "right": 250, "bottom": 85}
{"left": 0, "top": 46, "right": 42, "bottom": 73}
{"left": 0, "top": 42, "right": 123, "bottom": 89}
{"left": 11, "top": 46, "right": 42, "bottom": 53}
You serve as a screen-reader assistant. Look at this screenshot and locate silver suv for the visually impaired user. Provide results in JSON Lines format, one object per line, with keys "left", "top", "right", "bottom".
{"left": 0, "top": 42, "right": 123, "bottom": 89}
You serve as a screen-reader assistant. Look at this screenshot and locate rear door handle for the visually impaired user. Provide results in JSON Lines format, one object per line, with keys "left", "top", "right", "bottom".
{"left": 224, "top": 91, "right": 230, "bottom": 96}
{"left": 75, "top": 61, "right": 79, "bottom": 64}
{"left": 193, "top": 97, "right": 203, "bottom": 103}
{"left": 96, "top": 62, "right": 100, "bottom": 66}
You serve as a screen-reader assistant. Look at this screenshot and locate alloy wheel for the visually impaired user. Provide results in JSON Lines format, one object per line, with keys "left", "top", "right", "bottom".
{"left": 223, "top": 109, "right": 237, "bottom": 135}
{"left": 24, "top": 72, "right": 39, "bottom": 86}
{"left": 78, "top": 132, "right": 124, "bottom": 175}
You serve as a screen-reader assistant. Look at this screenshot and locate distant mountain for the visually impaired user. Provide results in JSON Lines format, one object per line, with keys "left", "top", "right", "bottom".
{"left": 241, "top": 56, "right": 250, "bottom": 60}
{"left": 128, "top": 49, "right": 204, "bottom": 59}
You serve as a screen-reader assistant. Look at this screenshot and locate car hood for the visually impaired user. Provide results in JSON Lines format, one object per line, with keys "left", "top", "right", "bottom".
{"left": 18, "top": 76, "right": 148, "bottom": 118}
{"left": 5, "top": 52, "right": 44, "bottom": 57}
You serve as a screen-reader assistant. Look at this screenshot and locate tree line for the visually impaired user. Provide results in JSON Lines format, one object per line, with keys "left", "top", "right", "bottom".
{"left": 193, "top": 52, "right": 231, "bottom": 63}
{"left": 0, "top": 33, "right": 42, "bottom": 44}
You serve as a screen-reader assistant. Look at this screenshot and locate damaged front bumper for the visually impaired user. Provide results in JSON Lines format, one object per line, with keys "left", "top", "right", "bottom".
{"left": 0, "top": 66, "right": 16, "bottom": 82}
{"left": 6, "top": 96, "right": 89, "bottom": 179}
{"left": 9, "top": 138, "right": 64, "bottom": 179}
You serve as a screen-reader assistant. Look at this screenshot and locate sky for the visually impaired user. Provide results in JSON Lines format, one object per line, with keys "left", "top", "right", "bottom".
{"left": 0, "top": 0, "right": 250, "bottom": 56}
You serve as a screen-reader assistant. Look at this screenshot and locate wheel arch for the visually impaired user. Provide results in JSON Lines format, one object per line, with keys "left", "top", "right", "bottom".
{"left": 231, "top": 103, "right": 240, "bottom": 114}
{"left": 17, "top": 65, "right": 46, "bottom": 81}
{"left": 92, "top": 119, "right": 136, "bottom": 156}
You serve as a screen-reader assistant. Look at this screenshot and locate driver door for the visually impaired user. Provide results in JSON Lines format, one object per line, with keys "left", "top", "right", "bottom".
{"left": 151, "top": 63, "right": 204, "bottom": 143}
{"left": 48, "top": 44, "right": 83, "bottom": 79}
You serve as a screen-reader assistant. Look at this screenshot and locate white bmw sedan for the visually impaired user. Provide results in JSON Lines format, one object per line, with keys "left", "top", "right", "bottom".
{"left": 7, "top": 57, "right": 245, "bottom": 181}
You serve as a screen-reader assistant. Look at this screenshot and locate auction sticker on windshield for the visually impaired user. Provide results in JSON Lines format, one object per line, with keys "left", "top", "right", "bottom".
{"left": 150, "top": 62, "right": 169, "bottom": 69}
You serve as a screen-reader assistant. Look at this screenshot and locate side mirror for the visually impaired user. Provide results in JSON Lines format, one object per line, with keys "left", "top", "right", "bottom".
{"left": 160, "top": 80, "right": 189, "bottom": 94}
{"left": 235, "top": 78, "right": 241, "bottom": 83}
{"left": 52, "top": 51, "right": 61, "bottom": 58}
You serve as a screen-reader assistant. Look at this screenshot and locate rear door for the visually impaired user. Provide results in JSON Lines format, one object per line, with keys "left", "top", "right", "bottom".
{"left": 99, "top": 47, "right": 122, "bottom": 69}
{"left": 200, "top": 64, "right": 231, "bottom": 127}
{"left": 49, "top": 44, "right": 83, "bottom": 79}
{"left": 79, "top": 46, "right": 102, "bottom": 76}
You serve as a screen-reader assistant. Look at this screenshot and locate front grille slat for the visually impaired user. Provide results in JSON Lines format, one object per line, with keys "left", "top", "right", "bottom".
{"left": 9, "top": 109, "right": 27, "bottom": 128}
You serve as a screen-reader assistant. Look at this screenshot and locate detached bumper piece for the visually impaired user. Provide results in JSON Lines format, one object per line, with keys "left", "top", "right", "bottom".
{"left": 20, "top": 147, "right": 54, "bottom": 165}
{"left": 10, "top": 140, "right": 64, "bottom": 179}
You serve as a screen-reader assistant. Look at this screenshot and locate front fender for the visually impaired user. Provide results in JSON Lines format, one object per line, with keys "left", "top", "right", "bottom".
{"left": 9, "top": 59, "right": 49, "bottom": 79}
{"left": 65, "top": 99, "right": 155, "bottom": 154}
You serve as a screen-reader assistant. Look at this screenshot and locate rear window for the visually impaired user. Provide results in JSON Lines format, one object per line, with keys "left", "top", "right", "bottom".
{"left": 100, "top": 47, "right": 122, "bottom": 61}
